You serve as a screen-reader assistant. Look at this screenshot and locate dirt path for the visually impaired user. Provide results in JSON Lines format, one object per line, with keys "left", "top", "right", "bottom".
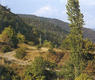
{"left": 0, "top": 51, "right": 32, "bottom": 65}
{"left": 0, "top": 46, "right": 49, "bottom": 65}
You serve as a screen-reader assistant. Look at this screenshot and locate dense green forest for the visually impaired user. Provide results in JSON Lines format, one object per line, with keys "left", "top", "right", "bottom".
{"left": 18, "top": 14, "right": 95, "bottom": 43}
{"left": 0, "top": 0, "right": 95, "bottom": 80}
{"left": 18, "top": 14, "right": 69, "bottom": 45}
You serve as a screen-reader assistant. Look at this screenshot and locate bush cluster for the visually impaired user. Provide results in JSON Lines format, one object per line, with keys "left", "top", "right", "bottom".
{"left": 1, "top": 45, "right": 11, "bottom": 53}
{"left": 15, "top": 47, "right": 26, "bottom": 59}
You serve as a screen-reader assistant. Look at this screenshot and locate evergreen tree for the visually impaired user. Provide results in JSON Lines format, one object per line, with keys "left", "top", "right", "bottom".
{"left": 66, "top": 0, "right": 85, "bottom": 78}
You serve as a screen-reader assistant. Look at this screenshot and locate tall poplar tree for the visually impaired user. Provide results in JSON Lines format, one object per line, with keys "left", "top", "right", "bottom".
{"left": 66, "top": 0, "right": 84, "bottom": 78}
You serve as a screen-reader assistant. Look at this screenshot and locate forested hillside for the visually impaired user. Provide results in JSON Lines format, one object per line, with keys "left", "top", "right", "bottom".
{"left": 18, "top": 14, "right": 95, "bottom": 42}
{"left": 18, "top": 14, "right": 69, "bottom": 45}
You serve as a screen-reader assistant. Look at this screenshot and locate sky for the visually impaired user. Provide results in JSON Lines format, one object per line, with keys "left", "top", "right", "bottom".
{"left": 0, "top": 0, "right": 95, "bottom": 29}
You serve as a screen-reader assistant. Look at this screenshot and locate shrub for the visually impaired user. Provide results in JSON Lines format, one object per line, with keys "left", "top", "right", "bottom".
{"left": 43, "top": 40, "right": 52, "bottom": 48}
{"left": 0, "top": 65, "right": 20, "bottom": 80}
{"left": 15, "top": 48, "right": 26, "bottom": 59}
{"left": 17, "top": 33, "right": 25, "bottom": 43}
{"left": 75, "top": 73, "right": 93, "bottom": 80}
{"left": 1, "top": 45, "right": 11, "bottom": 53}
{"left": 24, "top": 56, "right": 57, "bottom": 80}
{"left": 24, "top": 57, "right": 46, "bottom": 80}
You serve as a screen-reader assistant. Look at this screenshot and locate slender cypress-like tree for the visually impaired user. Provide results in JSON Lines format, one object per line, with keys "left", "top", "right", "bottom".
{"left": 66, "top": 0, "right": 84, "bottom": 78}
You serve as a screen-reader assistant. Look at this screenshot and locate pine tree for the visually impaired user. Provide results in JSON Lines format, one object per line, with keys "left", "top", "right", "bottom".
{"left": 66, "top": 0, "right": 84, "bottom": 78}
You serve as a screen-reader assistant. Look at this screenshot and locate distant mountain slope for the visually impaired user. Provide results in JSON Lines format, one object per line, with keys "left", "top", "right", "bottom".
{"left": 92, "top": 29, "right": 95, "bottom": 31}
{"left": 18, "top": 14, "right": 69, "bottom": 45}
{"left": 83, "top": 28, "right": 95, "bottom": 42}
{"left": 18, "top": 14, "right": 95, "bottom": 42}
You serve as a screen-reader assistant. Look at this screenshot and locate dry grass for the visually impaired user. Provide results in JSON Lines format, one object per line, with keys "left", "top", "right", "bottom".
{"left": 0, "top": 43, "right": 69, "bottom": 66}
